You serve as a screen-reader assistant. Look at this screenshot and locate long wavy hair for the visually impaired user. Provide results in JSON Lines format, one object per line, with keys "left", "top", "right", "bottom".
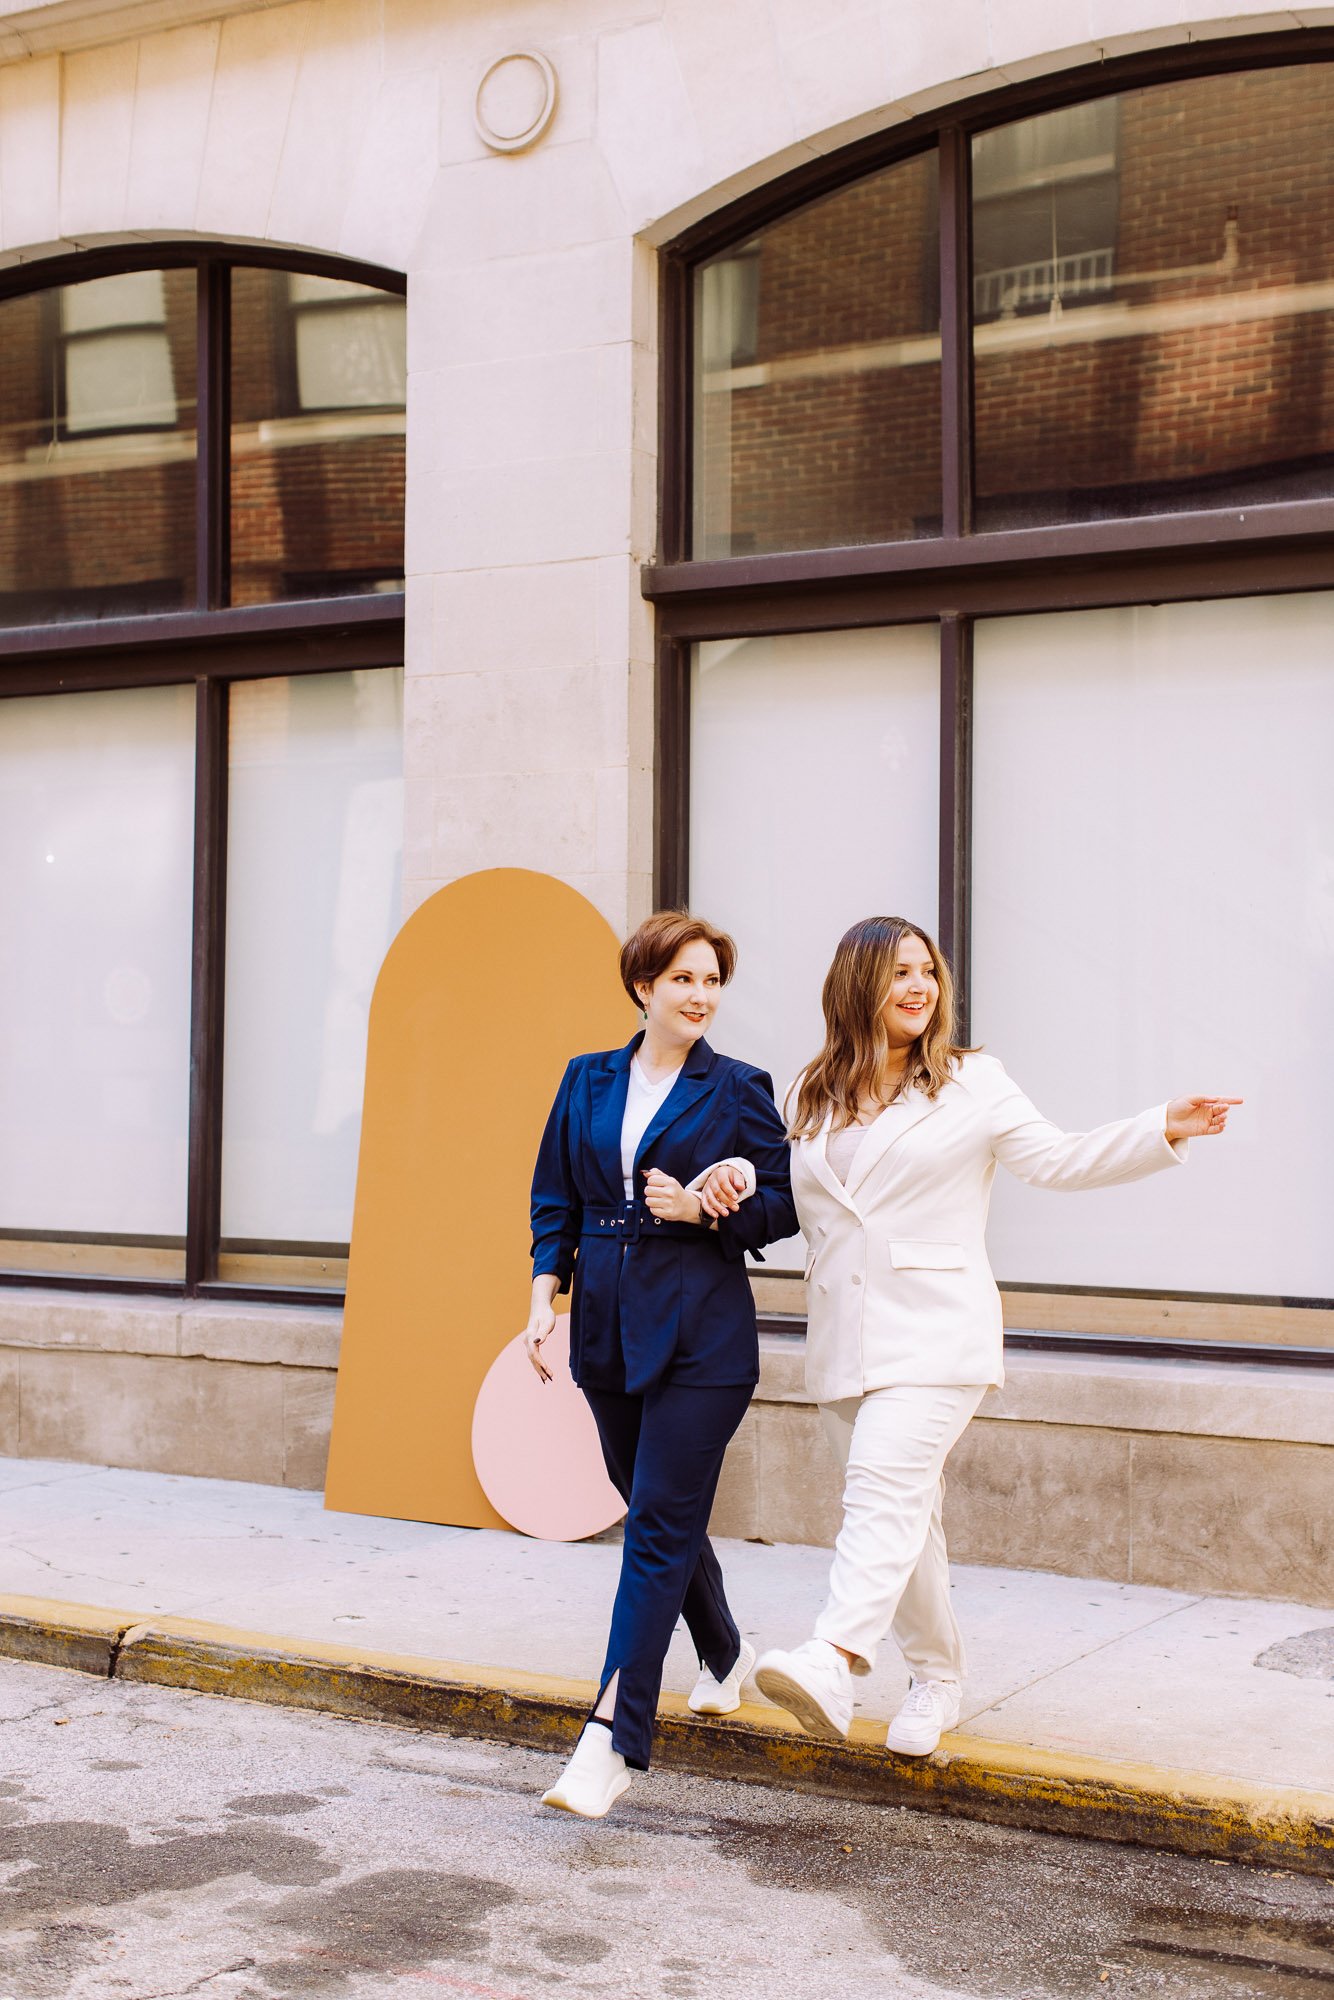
{"left": 788, "top": 916, "right": 969, "bottom": 1139}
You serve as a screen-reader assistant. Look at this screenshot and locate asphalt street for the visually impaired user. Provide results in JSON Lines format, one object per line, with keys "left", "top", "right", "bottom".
{"left": 0, "top": 1657, "right": 1329, "bottom": 2000}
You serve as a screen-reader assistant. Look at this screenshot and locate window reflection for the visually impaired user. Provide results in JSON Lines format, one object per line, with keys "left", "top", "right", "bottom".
{"left": 0, "top": 270, "right": 196, "bottom": 625}
{"left": 288, "top": 274, "right": 407, "bottom": 412}
{"left": 973, "top": 101, "right": 1119, "bottom": 323}
{"left": 972, "top": 65, "right": 1334, "bottom": 526}
{"left": 693, "top": 151, "right": 941, "bottom": 557}
{"left": 61, "top": 272, "right": 180, "bottom": 436}
{"left": 230, "top": 269, "right": 406, "bottom": 605}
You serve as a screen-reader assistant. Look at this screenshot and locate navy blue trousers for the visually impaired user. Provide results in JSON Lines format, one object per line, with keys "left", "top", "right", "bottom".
{"left": 583, "top": 1378, "right": 754, "bottom": 1771}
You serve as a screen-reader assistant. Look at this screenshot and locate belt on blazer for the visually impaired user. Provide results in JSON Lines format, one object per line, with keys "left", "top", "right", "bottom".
{"left": 580, "top": 1202, "right": 709, "bottom": 1244}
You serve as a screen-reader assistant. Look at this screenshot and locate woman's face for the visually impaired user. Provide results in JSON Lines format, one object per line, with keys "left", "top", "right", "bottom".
{"left": 637, "top": 940, "right": 722, "bottom": 1048}
{"left": 881, "top": 934, "right": 939, "bottom": 1048}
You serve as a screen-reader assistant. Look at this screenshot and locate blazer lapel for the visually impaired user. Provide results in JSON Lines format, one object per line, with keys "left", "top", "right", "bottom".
{"left": 843, "top": 1088, "right": 941, "bottom": 1200}
{"left": 588, "top": 1036, "right": 638, "bottom": 1195}
{"left": 632, "top": 1036, "right": 718, "bottom": 1178}
{"left": 799, "top": 1115, "right": 862, "bottom": 1216}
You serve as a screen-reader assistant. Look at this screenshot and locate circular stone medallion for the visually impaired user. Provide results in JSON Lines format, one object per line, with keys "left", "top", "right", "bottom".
{"left": 474, "top": 51, "right": 557, "bottom": 153}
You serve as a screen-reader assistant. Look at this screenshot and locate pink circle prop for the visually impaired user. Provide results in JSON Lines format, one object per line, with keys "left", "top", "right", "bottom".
{"left": 471, "top": 1320, "right": 626, "bottom": 1541}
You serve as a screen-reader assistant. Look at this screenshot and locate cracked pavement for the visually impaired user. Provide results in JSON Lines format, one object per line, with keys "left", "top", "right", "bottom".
{"left": 1, "top": 1656, "right": 1331, "bottom": 2000}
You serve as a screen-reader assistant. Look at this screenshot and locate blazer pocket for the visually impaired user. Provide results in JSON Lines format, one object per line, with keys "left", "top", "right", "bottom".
{"left": 889, "top": 1240, "right": 966, "bottom": 1270}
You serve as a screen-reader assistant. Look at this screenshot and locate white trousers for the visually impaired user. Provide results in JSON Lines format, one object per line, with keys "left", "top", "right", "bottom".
{"left": 813, "top": 1382, "right": 987, "bottom": 1686}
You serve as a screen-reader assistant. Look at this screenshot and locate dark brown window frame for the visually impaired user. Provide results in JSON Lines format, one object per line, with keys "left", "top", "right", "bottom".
{"left": 648, "top": 31, "right": 1334, "bottom": 1350}
{"left": 0, "top": 243, "right": 407, "bottom": 1308}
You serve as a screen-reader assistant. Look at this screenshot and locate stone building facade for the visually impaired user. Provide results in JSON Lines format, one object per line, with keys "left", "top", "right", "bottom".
{"left": 0, "top": 0, "right": 1330, "bottom": 1605}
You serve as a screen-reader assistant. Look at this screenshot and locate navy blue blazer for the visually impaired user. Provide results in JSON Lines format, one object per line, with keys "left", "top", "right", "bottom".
{"left": 530, "top": 1033, "right": 797, "bottom": 1394}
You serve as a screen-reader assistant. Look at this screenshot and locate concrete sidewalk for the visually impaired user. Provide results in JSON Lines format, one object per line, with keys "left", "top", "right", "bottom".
{"left": 1, "top": 1455, "right": 1331, "bottom": 1874}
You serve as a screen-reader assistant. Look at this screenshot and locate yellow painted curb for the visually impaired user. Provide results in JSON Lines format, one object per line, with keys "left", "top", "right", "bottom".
{"left": 3, "top": 1593, "right": 1331, "bottom": 1878}
{"left": 0, "top": 1593, "right": 139, "bottom": 1674}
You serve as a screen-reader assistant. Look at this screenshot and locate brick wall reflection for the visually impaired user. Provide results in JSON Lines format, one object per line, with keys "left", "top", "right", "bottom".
{"left": 699, "top": 62, "right": 1334, "bottom": 551}
{"left": 230, "top": 267, "right": 405, "bottom": 606}
{"left": 0, "top": 264, "right": 405, "bottom": 625}
{"left": 975, "top": 66, "right": 1334, "bottom": 525}
{"left": 696, "top": 152, "right": 941, "bottom": 555}
{"left": 0, "top": 272, "right": 197, "bottom": 620}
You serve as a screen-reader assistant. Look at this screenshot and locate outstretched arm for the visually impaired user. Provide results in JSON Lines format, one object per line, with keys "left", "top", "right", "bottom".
{"left": 980, "top": 1059, "right": 1240, "bottom": 1192}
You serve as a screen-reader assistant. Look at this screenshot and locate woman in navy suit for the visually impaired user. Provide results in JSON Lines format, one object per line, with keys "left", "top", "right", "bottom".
{"left": 523, "top": 909, "right": 796, "bottom": 1817}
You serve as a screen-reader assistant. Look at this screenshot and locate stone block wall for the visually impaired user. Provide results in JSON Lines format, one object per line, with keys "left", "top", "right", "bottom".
{"left": 0, "top": 1294, "right": 338, "bottom": 1490}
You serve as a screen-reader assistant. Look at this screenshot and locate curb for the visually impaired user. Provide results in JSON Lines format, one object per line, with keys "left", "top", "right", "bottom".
{"left": 3, "top": 1593, "right": 1331, "bottom": 1879}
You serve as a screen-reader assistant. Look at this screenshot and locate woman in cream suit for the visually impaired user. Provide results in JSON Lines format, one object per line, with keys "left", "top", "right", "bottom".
{"left": 704, "top": 915, "right": 1239, "bottom": 1757}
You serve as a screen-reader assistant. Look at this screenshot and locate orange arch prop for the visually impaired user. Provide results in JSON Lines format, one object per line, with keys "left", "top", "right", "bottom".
{"left": 324, "top": 868, "right": 636, "bottom": 1528}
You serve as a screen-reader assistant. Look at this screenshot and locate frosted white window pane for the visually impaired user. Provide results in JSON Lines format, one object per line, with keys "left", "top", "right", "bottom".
{"left": 0, "top": 685, "right": 195, "bottom": 1243}
{"left": 973, "top": 595, "right": 1334, "bottom": 1300}
{"left": 61, "top": 270, "right": 166, "bottom": 333}
{"left": 295, "top": 301, "right": 407, "bottom": 410}
{"left": 691, "top": 627, "right": 939, "bottom": 1270}
{"left": 65, "top": 329, "right": 177, "bottom": 433}
{"left": 221, "top": 668, "right": 404, "bottom": 1246}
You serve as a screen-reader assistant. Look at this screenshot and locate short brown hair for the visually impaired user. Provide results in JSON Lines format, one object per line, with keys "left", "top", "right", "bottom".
{"left": 619, "top": 910, "right": 737, "bottom": 1010}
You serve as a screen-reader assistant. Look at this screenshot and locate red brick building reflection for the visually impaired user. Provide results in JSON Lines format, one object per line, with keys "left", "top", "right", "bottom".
{"left": 0, "top": 264, "right": 405, "bottom": 624}
{"left": 696, "top": 62, "right": 1334, "bottom": 554}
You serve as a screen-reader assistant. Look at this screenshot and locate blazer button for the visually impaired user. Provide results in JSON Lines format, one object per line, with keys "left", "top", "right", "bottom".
{"left": 817, "top": 1282, "right": 828, "bottom": 1294}
{"left": 851, "top": 1273, "right": 863, "bottom": 1286}
{"left": 817, "top": 1224, "right": 827, "bottom": 1236}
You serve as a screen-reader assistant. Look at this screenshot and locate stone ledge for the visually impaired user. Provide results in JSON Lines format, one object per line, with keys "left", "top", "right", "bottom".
{"left": 0, "top": 1287, "right": 342, "bottom": 1369}
{"left": 0, "top": 1289, "right": 180, "bottom": 1357}
{"left": 0, "top": 1290, "right": 1328, "bottom": 1448}
{"left": 756, "top": 1334, "right": 1334, "bottom": 1447}
{"left": 180, "top": 1302, "right": 343, "bottom": 1370}
{"left": 984, "top": 1347, "right": 1334, "bottom": 1448}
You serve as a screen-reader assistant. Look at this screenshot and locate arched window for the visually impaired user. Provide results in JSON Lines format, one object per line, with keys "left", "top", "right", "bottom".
{"left": 650, "top": 45, "right": 1334, "bottom": 1352}
{"left": 0, "top": 247, "right": 406, "bottom": 1297}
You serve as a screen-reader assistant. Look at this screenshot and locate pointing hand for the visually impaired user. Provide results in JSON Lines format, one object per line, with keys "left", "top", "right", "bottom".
{"left": 1165, "top": 1096, "right": 1243, "bottom": 1141}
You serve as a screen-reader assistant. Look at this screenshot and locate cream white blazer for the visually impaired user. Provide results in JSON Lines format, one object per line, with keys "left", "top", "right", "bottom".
{"left": 790, "top": 1052, "right": 1187, "bottom": 1403}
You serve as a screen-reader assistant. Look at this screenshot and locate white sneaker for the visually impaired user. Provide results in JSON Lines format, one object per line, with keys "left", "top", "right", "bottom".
{"left": 688, "top": 1638, "right": 756, "bottom": 1716}
{"left": 885, "top": 1678, "right": 961, "bottom": 1757}
{"left": 540, "top": 1724, "right": 632, "bottom": 1818}
{"left": 754, "top": 1639, "right": 853, "bottom": 1741}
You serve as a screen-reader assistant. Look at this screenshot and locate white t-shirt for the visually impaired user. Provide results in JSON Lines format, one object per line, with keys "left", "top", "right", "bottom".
{"left": 824, "top": 1123, "right": 867, "bottom": 1185}
{"left": 620, "top": 1055, "right": 680, "bottom": 1200}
